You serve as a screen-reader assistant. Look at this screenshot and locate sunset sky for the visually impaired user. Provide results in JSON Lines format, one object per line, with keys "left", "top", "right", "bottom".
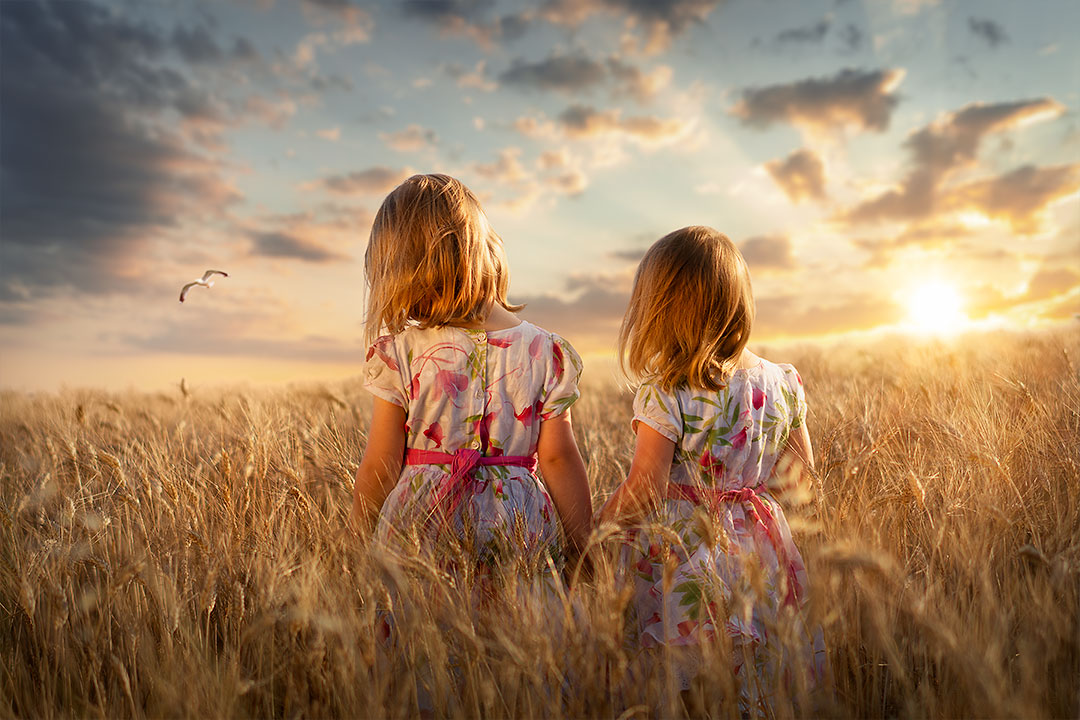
{"left": 1, "top": 0, "right": 1078, "bottom": 391}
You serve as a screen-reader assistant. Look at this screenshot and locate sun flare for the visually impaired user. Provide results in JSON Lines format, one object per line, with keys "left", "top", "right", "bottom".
{"left": 905, "top": 281, "right": 969, "bottom": 335}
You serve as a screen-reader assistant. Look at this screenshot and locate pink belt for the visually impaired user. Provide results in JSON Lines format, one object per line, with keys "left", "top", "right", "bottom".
{"left": 667, "top": 482, "right": 802, "bottom": 607}
{"left": 405, "top": 448, "right": 538, "bottom": 532}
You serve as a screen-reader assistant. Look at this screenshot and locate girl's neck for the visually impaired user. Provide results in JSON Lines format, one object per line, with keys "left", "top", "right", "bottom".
{"left": 452, "top": 304, "right": 522, "bottom": 332}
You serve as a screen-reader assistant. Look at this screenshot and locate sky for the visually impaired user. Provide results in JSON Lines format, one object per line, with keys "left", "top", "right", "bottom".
{"left": 1, "top": 0, "right": 1078, "bottom": 391}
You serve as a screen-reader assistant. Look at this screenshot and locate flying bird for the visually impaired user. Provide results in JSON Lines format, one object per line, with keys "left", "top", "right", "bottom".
{"left": 180, "top": 270, "right": 229, "bottom": 303}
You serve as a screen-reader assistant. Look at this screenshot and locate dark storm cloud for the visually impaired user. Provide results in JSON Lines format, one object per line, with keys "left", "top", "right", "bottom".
{"left": 731, "top": 68, "right": 904, "bottom": 134}
{"left": 968, "top": 17, "right": 1009, "bottom": 48}
{"left": 764, "top": 149, "right": 827, "bottom": 203}
{"left": 0, "top": 0, "right": 240, "bottom": 302}
{"left": 844, "top": 98, "right": 1065, "bottom": 227}
{"left": 250, "top": 232, "right": 350, "bottom": 263}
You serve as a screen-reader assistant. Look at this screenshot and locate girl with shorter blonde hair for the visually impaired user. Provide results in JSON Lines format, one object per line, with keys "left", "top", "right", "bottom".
{"left": 598, "top": 226, "right": 827, "bottom": 710}
{"left": 351, "top": 174, "right": 592, "bottom": 584}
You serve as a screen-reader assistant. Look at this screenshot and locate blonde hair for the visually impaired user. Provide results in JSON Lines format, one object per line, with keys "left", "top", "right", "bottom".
{"left": 364, "top": 174, "right": 521, "bottom": 344}
{"left": 619, "top": 226, "right": 755, "bottom": 392}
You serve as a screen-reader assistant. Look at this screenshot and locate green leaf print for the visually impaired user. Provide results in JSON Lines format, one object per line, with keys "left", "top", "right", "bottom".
{"left": 674, "top": 578, "right": 705, "bottom": 618}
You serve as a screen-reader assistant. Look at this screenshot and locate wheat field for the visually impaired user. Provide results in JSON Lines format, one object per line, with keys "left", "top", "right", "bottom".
{"left": 2, "top": 329, "right": 1078, "bottom": 718}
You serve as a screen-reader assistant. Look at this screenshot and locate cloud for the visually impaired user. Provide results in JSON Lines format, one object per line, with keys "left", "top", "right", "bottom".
{"left": 444, "top": 60, "right": 497, "bottom": 91}
{"left": 968, "top": 17, "right": 1008, "bottom": 48}
{"left": 731, "top": 68, "right": 905, "bottom": 135}
{"left": 400, "top": 1, "right": 532, "bottom": 48}
{"left": 764, "top": 149, "right": 827, "bottom": 202}
{"left": 844, "top": 98, "right": 1066, "bottom": 226}
{"left": 499, "top": 52, "right": 671, "bottom": 102}
{"left": 739, "top": 235, "right": 796, "bottom": 271}
{"left": 314, "top": 166, "right": 413, "bottom": 195}
{"left": 317, "top": 126, "right": 341, "bottom": 141}
{"left": 472, "top": 148, "right": 529, "bottom": 184}
{"left": 775, "top": 19, "right": 830, "bottom": 45}
{"left": 557, "top": 104, "right": 689, "bottom": 144}
{"left": 837, "top": 24, "right": 864, "bottom": 51}
{"left": 544, "top": 169, "right": 588, "bottom": 196}
{"left": 0, "top": 0, "right": 242, "bottom": 302}
{"left": 944, "top": 163, "right": 1080, "bottom": 234}
{"left": 539, "top": 0, "right": 722, "bottom": 54}
{"left": 755, "top": 293, "right": 902, "bottom": 337}
{"left": 379, "top": 124, "right": 438, "bottom": 152}
{"left": 250, "top": 231, "right": 350, "bottom": 263}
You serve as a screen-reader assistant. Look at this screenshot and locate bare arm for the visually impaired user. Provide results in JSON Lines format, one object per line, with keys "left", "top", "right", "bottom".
{"left": 536, "top": 409, "right": 593, "bottom": 555}
{"left": 349, "top": 397, "right": 407, "bottom": 535}
{"left": 596, "top": 423, "right": 675, "bottom": 527}
{"left": 772, "top": 421, "right": 816, "bottom": 501}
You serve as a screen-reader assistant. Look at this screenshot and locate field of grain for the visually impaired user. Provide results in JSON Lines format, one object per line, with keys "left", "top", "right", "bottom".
{"left": 2, "top": 329, "right": 1078, "bottom": 718}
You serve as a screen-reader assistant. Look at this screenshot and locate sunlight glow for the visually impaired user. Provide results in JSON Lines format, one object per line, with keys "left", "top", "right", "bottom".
{"left": 905, "top": 281, "right": 969, "bottom": 335}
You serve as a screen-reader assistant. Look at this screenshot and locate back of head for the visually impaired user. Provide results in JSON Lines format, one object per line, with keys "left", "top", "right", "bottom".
{"left": 619, "top": 225, "right": 754, "bottom": 391}
{"left": 365, "top": 174, "right": 519, "bottom": 344}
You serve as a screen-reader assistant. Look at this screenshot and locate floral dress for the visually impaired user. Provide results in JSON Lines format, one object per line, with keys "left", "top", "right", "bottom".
{"left": 624, "top": 360, "right": 827, "bottom": 704}
{"left": 363, "top": 321, "right": 582, "bottom": 576}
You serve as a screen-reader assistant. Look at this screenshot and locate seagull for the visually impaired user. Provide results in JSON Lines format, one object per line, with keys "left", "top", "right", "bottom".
{"left": 180, "top": 270, "right": 229, "bottom": 302}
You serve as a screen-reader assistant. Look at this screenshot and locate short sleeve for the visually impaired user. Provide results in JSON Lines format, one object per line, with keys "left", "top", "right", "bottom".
{"left": 779, "top": 364, "right": 807, "bottom": 430}
{"left": 539, "top": 333, "right": 583, "bottom": 420}
{"left": 363, "top": 335, "right": 407, "bottom": 408}
{"left": 631, "top": 382, "right": 683, "bottom": 443}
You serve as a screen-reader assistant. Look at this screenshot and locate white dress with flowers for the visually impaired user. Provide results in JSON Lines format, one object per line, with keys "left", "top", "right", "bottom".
{"left": 363, "top": 321, "right": 582, "bottom": 575}
{"left": 624, "top": 360, "right": 827, "bottom": 702}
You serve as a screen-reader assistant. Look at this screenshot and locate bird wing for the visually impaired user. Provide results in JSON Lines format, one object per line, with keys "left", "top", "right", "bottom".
{"left": 202, "top": 269, "right": 229, "bottom": 281}
{"left": 180, "top": 282, "right": 198, "bottom": 302}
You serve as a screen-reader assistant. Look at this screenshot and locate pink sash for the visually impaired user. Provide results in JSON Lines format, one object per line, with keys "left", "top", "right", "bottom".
{"left": 405, "top": 448, "right": 538, "bottom": 532}
{"left": 667, "top": 482, "right": 802, "bottom": 607}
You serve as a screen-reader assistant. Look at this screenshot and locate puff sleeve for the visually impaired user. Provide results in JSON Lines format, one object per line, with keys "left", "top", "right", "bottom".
{"left": 539, "top": 332, "right": 583, "bottom": 420}
{"left": 631, "top": 382, "right": 683, "bottom": 443}
{"left": 779, "top": 363, "right": 807, "bottom": 430}
{"left": 363, "top": 335, "right": 407, "bottom": 408}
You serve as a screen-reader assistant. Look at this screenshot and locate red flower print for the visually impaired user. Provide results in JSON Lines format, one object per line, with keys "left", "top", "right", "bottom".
{"left": 514, "top": 399, "right": 544, "bottom": 426}
{"left": 478, "top": 410, "right": 497, "bottom": 448}
{"left": 677, "top": 620, "right": 698, "bottom": 637}
{"left": 434, "top": 370, "right": 468, "bottom": 400}
{"left": 648, "top": 543, "right": 661, "bottom": 559}
{"left": 528, "top": 333, "right": 543, "bottom": 359}
{"left": 488, "top": 335, "right": 515, "bottom": 348}
{"left": 552, "top": 341, "right": 565, "bottom": 382}
{"left": 636, "top": 557, "right": 654, "bottom": 579}
{"left": 752, "top": 388, "right": 765, "bottom": 409}
{"left": 796, "top": 371, "right": 803, "bottom": 385}
{"left": 731, "top": 426, "right": 748, "bottom": 450}
{"left": 492, "top": 479, "right": 504, "bottom": 496}
{"left": 409, "top": 372, "right": 421, "bottom": 398}
{"left": 366, "top": 337, "right": 399, "bottom": 371}
{"left": 699, "top": 451, "right": 724, "bottom": 478}
{"left": 423, "top": 421, "right": 443, "bottom": 448}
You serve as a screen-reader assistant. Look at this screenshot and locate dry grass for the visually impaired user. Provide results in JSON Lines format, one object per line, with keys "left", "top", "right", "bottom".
{"left": 2, "top": 329, "right": 1078, "bottom": 718}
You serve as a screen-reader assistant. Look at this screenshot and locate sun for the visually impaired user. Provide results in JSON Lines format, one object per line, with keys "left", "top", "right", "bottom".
{"left": 905, "top": 281, "right": 969, "bottom": 335}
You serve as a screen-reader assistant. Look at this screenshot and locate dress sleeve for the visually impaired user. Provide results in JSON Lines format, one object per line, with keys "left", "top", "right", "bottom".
{"left": 631, "top": 382, "right": 683, "bottom": 443}
{"left": 779, "top": 364, "right": 807, "bottom": 430}
{"left": 363, "top": 335, "right": 407, "bottom": 408}
{"left": 539, "top": 332, "right": 583, "bottom": 420}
